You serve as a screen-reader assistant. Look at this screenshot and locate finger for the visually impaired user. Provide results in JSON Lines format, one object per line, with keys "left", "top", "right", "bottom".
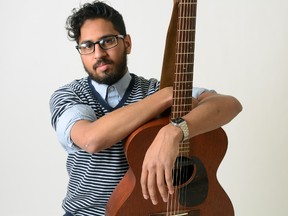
{"left": 140, "top": 168, "right": 149, "bottom": 200}
{"left": 147, "top": 170, "right": 158, "bottom": 205}
{"left": 156, "top": 168, "right": 168, "bottom": 203}
{"left": 165, "top": 168, "right": 174, "bottom": 195}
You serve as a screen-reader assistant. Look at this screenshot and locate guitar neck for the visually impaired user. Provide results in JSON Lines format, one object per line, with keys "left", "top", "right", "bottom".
{"left": 171, "top": 0, "right": 198, "bottom": 119}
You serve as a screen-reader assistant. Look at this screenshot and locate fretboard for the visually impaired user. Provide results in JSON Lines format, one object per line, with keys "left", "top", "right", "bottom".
{"left": 171, "top": 0, "right": 197, "bottom": 119}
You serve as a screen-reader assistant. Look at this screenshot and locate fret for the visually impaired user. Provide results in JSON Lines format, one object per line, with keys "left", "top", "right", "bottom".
{"left": 179, "top": 2, "right": 197, "bottom": 6}
{"left": 176, "top": 36, "right": 195, "bottom": 41}
{"left": 174, "top": 79, "right": 193, "bottom": 83}
{"left": 175, "top": 68, "right": 194, "bottom": 76}
{"left": 176, "top": 54, "right": 195, "bottom": 60}
{"left": 173, "top": 95, "right": 192, "bottom": 98}
{"left": 173, "top": 89, "right": 193, "bottom": 92}
{"left": 172, "top": 96, "right": 192, "bottom": 100}
{"left": 176, "top": 58, "right": 194, "bottom": 63}
{"left": 175, "top": 62, "right": 194, "bottom": 66}
{"left": 173, "top": 89, "right": 193, "bottom": 94}
{"left": 176, "top": 40, "right": 196, "bottom": 47}
{"left": 176, "top": 51, "right": 194, "bottom": 54}
{"left": 173, "top": 80, "right": 193, "bottom": 84}
{"left": 171, "top": 109, "right": 192, "bottom": 119}
{"left": 178, "top": 16, "right": 196, "bottom": 19}
{"left": 178, "top": 1, "right": 197, "bottom": 5}
{"left": 172, "top": 102, "right": 192, "bottom": 106}
{"left": 172, "top": 95, "right": 193, "bottom": 98}
{"left": 179, "top": 1, "right": 197, "bottom": 3}
{"left": 174, "top": 70, "right": 193, "bottom": 74}
{"left": 173, "top": 87, "right": 193, "bottom": 90}
{"left": 172, "top": 97, "right": 192, "bottom": 100}
{"left": 179, "top": 149, "right": 190, "bottom": 154}
{"left": 176, "top": 52, "right": 194, "bottom": 56}
{"left": 175, "top": 62, "right": 194, "bottom": 65}
{"left": 179, "top": 143, "right": 190, "bottom": 150}
{"left": 173, "top": 74, "right": 194, "bottom": 79}
{"left": 174, "top": 70, "right": 194, "bottom": 73}
{"left": 172, "top": 101, "right": 192, "bottom": 105}
{"left": 177, "top": 41, "right": 195, "bottom": 43}
{"left": 172, "top": 98, "right": 192, "bottom": 102}
{"left": 173, "top": 92, "right": 192, "bottom": 96}
{"left": 178, "top": 16, "right": 196, "bottom": 20}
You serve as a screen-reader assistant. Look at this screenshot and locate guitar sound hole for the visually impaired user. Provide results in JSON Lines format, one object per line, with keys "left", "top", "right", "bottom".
{"left": 173, "top": 156, "right": 194, "bottom": 186}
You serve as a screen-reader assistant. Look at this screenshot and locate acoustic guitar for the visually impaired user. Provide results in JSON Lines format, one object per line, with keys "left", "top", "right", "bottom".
{"left": 106, "top": 0, "right": 234, "bottom": 215}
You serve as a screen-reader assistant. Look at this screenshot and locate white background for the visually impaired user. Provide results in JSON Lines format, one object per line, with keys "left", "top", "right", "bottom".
{"left": 0, "top": 0, "right": 287, "bottom": 215}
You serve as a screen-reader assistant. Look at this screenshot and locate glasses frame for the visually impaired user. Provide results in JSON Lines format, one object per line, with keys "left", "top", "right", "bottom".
{"left": 76, "top": 34, "right": 125, "bottom": 55}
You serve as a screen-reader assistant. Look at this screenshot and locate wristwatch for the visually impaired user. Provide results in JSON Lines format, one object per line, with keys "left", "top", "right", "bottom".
{"left": 170, "top": 117, "right": 190, "bottom": 141}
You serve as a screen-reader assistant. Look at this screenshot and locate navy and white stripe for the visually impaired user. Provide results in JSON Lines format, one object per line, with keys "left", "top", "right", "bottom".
{"left": 49, "top": 74, "right": 159, "bottom": 215}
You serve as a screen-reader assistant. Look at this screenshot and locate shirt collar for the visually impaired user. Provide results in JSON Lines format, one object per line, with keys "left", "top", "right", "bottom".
{"left": 91, "top": 71, "right": 132, "bottom": 100}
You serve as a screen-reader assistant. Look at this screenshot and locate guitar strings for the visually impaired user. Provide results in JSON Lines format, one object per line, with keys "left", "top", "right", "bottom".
{"left": 167, "top": 0, "right": 197, "bottom": 215}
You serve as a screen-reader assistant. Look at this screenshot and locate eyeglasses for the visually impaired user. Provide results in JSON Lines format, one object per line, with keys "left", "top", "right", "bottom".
{"left": 76, "top": 35, "right": 125, "bottom": 55}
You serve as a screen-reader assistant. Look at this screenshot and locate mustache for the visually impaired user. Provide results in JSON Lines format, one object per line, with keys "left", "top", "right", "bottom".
{"left": 93, "top": 58, "right": 113, "bottom": 70}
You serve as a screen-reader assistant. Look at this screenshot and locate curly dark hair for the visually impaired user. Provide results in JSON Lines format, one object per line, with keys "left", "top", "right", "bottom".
{"left": 66, "top": 1, "right": 127, "bottom": 43}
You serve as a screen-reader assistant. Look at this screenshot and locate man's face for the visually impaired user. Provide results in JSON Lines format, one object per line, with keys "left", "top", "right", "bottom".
{"left": 78, "top": 18, "right": 131, "bottom": 85}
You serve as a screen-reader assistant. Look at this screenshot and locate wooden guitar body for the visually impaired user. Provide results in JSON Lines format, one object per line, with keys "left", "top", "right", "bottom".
{"left": 106, "top": 117, "right": 234, "bottom": 216}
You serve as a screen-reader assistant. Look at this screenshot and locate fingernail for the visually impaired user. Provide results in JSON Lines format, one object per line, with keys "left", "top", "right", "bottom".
{"left": 152, "top": 200, "right": 158, "bottom": 205}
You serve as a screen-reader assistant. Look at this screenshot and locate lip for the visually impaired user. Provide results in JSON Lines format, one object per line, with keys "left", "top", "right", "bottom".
{"left": 93, "top": 59, "right": 112, "bottom": 71}
{"left": 97, "top": 63, "right": 109, "bottom": 71}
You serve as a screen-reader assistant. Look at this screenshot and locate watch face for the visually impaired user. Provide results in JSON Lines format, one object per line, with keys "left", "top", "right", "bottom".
{"left": 174, "top": 117, "right": 184, "bottom": 124}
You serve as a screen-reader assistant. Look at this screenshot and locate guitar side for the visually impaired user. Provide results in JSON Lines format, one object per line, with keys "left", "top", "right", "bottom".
{"left": 106, "top": 117, "right": 234, "bottom": 216}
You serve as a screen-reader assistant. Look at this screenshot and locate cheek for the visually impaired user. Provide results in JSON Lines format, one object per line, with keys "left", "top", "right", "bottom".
{"left": 112, "top": 48, "right": 126, "bottom": 61}
{"left": 81, "top": 56, "right": 93, "bottom": 69}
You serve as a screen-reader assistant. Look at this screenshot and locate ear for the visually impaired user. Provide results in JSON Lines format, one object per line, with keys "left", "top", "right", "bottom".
{"left": 124, "top": 34, "right": 132, "bottom": 54}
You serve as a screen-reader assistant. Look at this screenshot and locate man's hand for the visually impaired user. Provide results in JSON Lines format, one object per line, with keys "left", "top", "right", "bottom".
{"left": 140, "top": 123, "right": 183, "bottom": 205}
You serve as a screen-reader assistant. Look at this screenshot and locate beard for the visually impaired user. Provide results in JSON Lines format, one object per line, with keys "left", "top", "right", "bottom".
{"left": 84, "top": 50, "right": 128, "bottom": 86}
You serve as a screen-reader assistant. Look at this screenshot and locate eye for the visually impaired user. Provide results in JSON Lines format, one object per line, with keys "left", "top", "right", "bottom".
{"left": 79, "top": 42, "right": 94, "bottom": 49}
{"left": 103, "top": 37, "right": 116, "bottom": 45}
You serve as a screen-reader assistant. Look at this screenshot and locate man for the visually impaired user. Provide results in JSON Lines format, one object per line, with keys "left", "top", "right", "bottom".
{"left": 50, "top": 1, "right": 242, "bottom": 215}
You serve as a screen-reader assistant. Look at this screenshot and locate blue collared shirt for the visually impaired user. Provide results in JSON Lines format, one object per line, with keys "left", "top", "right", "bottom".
{"left": 91, "top": 72, "right": 132, "bottom": 105}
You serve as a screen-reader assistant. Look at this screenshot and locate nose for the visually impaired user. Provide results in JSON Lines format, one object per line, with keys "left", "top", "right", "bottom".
{"left": 93, "top": 43, "right": 107, "bottom": 59}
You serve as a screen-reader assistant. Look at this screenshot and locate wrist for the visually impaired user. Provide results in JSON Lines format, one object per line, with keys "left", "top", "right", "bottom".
{"left": 170, "top": 117, "right": 190, "bottom": 142}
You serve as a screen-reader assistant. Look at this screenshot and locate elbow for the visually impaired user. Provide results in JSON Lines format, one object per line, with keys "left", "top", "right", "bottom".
{"left": 71, "top": 121, "right": 109, "bottom": 154}
{"left": 233, "top": 96, "right": 243, "bottom": 115}
{"left": 226, "top": 95, "right": 243, "bottom": 119}
{"left": 84, "top": 142, "right": 98, "bottom": 154}
{"left": 216, "top": 95, "right": 243, "bottom": 124}
{"left": 82, "top": 134, "right": 107, "bottom": 154}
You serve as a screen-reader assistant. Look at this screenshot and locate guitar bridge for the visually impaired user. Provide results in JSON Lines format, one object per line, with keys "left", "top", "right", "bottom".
{"left": 150, "top": 209, "right": 200, "bottom": 216}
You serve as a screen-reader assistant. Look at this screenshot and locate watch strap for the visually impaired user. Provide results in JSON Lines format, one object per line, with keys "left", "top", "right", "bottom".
{"left": 171, "top": 117, "right": 189, "bottom": 142}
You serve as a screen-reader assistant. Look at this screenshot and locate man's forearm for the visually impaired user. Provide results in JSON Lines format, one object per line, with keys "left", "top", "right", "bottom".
{"left": 71, "top": 87, "right": 173, "bottom": 153}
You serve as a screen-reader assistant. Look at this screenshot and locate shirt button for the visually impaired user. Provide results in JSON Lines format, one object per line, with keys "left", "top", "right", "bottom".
{"left": 108, "top": 86, "right": 115, "bottom": 92}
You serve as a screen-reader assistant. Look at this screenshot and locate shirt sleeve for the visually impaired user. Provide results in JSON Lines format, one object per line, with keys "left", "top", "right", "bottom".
{"left": 192, "top": 87, "right": 216, "bottom": 98}
{"left": 55, "top": 104, "right": 97, "bottom": 154}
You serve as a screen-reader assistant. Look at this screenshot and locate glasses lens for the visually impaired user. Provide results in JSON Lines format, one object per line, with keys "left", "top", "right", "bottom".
{"left": 78, "top": 42, "right": 94, "bottom": 55}
{"left": 100, "top": 36, "right": 118, "bottom": 50}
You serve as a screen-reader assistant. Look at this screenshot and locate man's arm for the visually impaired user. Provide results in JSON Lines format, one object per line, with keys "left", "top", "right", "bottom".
{"left": 70, "top": 87, "right": 173, "bottom": 153}
{"left": 140, "top": 91, "right": 242, "bottom": 205}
